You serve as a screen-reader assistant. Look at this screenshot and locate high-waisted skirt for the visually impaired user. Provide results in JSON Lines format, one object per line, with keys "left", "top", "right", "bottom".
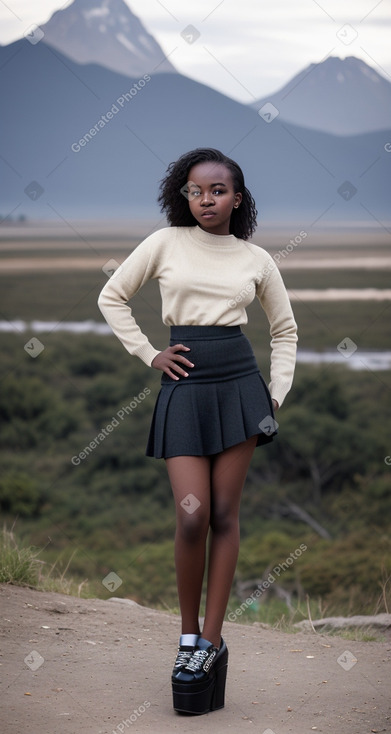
{"left": 145, "top": 325, "right": 278, "bottom": 459}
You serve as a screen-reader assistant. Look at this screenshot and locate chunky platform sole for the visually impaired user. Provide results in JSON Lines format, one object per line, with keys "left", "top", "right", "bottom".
{"left": 172, "top": 647, "right": 228, "bottom": 715}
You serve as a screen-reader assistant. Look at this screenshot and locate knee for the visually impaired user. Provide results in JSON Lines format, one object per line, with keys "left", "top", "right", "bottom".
{"left": 210, "top": 504, "right": 238, "bottom": 536}
{"left": 176, "top": 504, "right": 209, "bottom": 543}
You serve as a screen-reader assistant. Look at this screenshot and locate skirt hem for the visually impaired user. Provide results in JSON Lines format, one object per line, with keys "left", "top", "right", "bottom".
{"left": 145, "top": 325, "right": 277, "bottom": 459}
{"left": 146, "top": 371, "right": 277, "bottom": 459}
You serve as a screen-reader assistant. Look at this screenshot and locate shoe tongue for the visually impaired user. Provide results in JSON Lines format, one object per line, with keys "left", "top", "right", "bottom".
{"left": 196, "top": 636, "right": 213, "bottom": 650}
{"left": 180, "top": 633, "right": 199, "bottom": 646}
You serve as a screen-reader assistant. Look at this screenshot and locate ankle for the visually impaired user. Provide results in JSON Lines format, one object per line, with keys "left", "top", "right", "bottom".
{"left": 199, "top": 633, "right": 221, "bottom": 649}
{"left": 181, "top": 627, "right": 201, "bottom": 637}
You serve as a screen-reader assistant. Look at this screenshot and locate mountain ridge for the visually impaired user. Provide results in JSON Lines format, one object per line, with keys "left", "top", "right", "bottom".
{"left": 251, "top": 55, "right": 391, "bottom": 135}
{"left": 1, "top": 38, "right": 389, "bottom": 223}
{"left": 38, "top": 0, "right": 176, "bottom": 77}
{"left": 2, "top": 0, "right": 389, "bottom": 136}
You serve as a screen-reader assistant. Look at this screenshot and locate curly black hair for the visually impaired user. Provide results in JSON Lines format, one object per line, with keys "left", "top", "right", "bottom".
{"left": 158, "top": 148, "right": 258, "bottom": 240}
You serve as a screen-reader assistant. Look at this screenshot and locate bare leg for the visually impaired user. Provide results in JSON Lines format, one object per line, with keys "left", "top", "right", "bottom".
{"left": 202, "top": 435, "right": 258, "bottom": 647}
{"left": 165, "top": 455, "right": 211, "bottom": 635}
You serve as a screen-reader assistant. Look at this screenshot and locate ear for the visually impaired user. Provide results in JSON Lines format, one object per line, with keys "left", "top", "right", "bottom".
{"left": 233, "top": 192, "right": 242, "bottom": 209}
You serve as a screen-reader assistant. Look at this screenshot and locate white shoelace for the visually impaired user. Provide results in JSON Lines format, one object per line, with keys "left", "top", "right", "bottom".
{"left": 185, "top": 649, "right": 209, "bottom": 673}
{"left": 174, "top": 649, "right": 193, "bottom": 668}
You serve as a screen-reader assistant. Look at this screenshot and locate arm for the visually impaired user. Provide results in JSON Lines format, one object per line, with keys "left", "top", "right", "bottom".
{"left": 97, "top": 232, "right": 161, "bottom": 366}
{"left": 98, "top": 229, "right": 195, "bottom": 378}
{"left": 256, "top": 258, "right": 298, "bottom": 408}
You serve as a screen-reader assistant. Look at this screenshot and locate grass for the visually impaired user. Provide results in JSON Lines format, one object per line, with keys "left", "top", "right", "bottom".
{"left": 1, "top": 526, "right": 388, "bottom": 641}
{"left": 0, "top": 526, "right": 90, "bottom": 597}
{"left": 228, "top": 598, "right": 388, "bottom": 642}
{"left": 329, "top": 628, "right": 382, "bottom": 642}
{"left": 0, "top": 525, "right": 41, "bottom": 587}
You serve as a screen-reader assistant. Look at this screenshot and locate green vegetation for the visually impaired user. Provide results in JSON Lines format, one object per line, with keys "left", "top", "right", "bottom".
{"left": 0, "top": 526, "right": 42, "bottom": 587}
{"left": 1, "top": 329, "right": 390, "bottom": 622}
{"left": 0, "top": 527, "right": 89, "bottom": 596}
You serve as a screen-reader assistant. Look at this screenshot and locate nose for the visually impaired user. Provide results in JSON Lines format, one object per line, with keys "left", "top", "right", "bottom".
{"left": 200, "top": 191, "right": 214, "bottom": 206}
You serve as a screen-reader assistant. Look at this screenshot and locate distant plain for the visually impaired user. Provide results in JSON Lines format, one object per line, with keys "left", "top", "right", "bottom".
{"left": 1, "top": 224, "right": 390, "bottom": 353}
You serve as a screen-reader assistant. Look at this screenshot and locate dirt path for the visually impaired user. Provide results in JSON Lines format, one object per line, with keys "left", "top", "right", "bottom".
{"left": 1, "top": 585, "right": 390, "bottom": 734}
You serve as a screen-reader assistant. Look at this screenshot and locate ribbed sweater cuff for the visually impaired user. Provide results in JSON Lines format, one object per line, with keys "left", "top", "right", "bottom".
{"left": 134, "top": 344, "right": 161, "bottom": 367}
{"left": 269, "top": 380, "right": 292, "bottom": 409}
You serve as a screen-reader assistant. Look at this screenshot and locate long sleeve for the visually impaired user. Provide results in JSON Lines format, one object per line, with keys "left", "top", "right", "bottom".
{"left": 97, "top": 232, "right": 162, "bottom": 367}
{"left": 98, "top": 225, "right": 297, "bottom": 391}
{"left": 256, "top": 258, "right": 298, "bottom": 407}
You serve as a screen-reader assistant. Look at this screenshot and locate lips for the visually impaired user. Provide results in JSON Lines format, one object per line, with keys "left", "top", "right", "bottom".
{"left": 201, "top": 211, "right": 216, "bottom": 217}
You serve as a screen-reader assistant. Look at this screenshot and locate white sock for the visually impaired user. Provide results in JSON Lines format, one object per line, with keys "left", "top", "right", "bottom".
{"left": 196, "top": 636, "right": 213, "bottom": 650}
{"left": 180, "top": 633, "right": 199, "bottom": 647}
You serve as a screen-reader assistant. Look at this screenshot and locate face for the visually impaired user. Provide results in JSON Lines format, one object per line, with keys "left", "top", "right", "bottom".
{"left": 186, "top": 162, "right": 242, "bottom": 235}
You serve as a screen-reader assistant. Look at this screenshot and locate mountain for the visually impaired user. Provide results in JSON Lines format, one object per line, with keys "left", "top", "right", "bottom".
{"left": 39, "top": 0, "right": 176, "bottom": 77}
{"left": 251, "top": 56, "right": 391, "bottom": 136}
{"left": 0, "top": 39, "right": 389, "bottom": 223}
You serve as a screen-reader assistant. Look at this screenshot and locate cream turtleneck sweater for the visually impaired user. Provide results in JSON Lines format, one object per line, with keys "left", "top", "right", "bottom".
{"left": 98, "top": 225, "right": 297, "bottom": 406}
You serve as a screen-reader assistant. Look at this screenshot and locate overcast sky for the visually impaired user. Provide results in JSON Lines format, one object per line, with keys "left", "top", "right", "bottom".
{"left": 1, "top": 0, "right": 390, "bottom": 100}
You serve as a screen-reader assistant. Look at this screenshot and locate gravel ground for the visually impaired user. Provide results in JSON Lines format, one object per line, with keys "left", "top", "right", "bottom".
{"left": 1, "top": 584, "right": 390, "bottom": 734}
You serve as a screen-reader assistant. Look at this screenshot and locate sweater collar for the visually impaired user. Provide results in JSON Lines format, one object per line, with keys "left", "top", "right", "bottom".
{"left": 188, "top": 225, "right": 241, "bottom": 250}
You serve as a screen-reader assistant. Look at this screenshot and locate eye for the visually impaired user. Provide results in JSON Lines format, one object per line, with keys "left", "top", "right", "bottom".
{"left": 213, "top": 189, "right": 224, "bottom": 195}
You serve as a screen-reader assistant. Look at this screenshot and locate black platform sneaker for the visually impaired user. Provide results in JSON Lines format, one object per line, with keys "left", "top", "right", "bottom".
{"left": 172, "top": 633, "right": 199, "bottom": 679}
{"left": 172, "top": 637, "right": 228, "bottom": 715}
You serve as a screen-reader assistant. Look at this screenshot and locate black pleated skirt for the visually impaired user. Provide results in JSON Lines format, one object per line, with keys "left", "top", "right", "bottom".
{"left": 146, "top": 325, "right": 278, "bottom": 459}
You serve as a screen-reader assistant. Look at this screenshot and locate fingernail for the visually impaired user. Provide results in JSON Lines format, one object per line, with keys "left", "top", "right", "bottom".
{"left": 184, "top": 372, "right": 189, "bottom": 377}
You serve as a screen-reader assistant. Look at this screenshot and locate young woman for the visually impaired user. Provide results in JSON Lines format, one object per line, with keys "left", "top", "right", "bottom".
{"left": 98, "top": 148, "right": 297, "bottom": 715}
